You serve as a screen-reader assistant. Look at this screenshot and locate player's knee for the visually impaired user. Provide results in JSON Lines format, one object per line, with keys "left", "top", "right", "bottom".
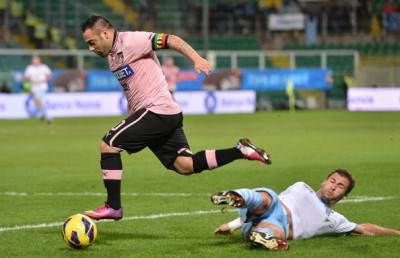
{"left": 100, "top": 141, "right": 119, "bottom": 153}
{"left": 173, "top": 156, "right": 194, "bottom": 175}
{"left": 178, "top": 150, "right": 213, "bottom": 174}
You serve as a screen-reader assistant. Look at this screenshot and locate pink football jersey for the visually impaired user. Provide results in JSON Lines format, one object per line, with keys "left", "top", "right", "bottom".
{"left": 107, "top": 31, "right": 181, "bottom": 115}
{"left": 162, "top": 65, "right": 180, "bottom": 92}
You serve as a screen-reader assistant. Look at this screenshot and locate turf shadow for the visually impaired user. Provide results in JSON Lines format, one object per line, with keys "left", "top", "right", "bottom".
{"left": 98, "top": 231, "right": 164, "bottom": 241}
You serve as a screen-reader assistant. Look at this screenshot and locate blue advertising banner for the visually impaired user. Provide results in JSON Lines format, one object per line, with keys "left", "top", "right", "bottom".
{"left": 176, "top": 70, "right": 207, "bottom": 91}
{"left": 86, "top": 71, "right": 121, "bottom": 92}
{"left": 13, "top": 68, "right": 332, "bottom": 93}
{"left": 241, "top": 68, "right": 332, "bottom": 91}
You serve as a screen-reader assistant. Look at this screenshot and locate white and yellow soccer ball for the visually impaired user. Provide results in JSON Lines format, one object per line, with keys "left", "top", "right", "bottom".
{"left": 62, "top": 214, "right": 97, "bottom": 249}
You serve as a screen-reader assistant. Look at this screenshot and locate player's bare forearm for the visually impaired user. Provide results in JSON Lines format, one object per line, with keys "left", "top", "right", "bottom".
{"left": 167, "top": 35, "right": 211, "bottom": 75}
{"left": 354, "top": 223, "right": 400, "bottom": 236}
{"left": 167, "top": 35, "right": 199, "bottom": 62}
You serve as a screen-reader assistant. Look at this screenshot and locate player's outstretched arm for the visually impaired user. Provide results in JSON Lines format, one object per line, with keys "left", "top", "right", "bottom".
{"left": 167, "top": 35, "right": 211, "bottom": 76}
{"left": 353, "top": 223, "right": 400, "bottom": 236}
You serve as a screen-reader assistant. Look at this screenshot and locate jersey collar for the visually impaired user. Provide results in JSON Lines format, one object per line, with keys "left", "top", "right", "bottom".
{"left": 110, "top": 30, "right": 119, "bottom": 54}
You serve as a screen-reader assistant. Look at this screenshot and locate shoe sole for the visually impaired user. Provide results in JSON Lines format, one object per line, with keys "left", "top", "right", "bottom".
{"left": 210, "top": 192, "right": 233, "bottom": 205}
{"left": 255, "top": 147, "right": 272, "bottom": 165}
{"left": 249, "top": 231, "right": 279, "bottom": 250}
{"left": 83, "top": 212, "right": 123, "bottom": 221}
{"left": 91, "top": 216, "right": 122, "bottom": 221}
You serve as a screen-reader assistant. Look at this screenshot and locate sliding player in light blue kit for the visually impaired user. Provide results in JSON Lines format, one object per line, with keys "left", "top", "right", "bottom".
{"left": 211, "top": 169, "right": 400, "bottom": 251}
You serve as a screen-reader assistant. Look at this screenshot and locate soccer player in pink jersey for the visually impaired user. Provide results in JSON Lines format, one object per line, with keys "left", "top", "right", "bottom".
{"left": 81, "top": 15, "right": 272, "bottom": 220}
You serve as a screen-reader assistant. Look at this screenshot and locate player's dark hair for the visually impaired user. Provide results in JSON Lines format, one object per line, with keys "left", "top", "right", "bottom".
{"left": 81, "top": 15, "right": 114, "bottom": 32}
{"left": 327, "top": 168, "right": 355, "bottom": 195}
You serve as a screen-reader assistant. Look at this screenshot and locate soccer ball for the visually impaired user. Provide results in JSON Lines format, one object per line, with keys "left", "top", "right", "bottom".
{"left": 62, "top": 214, "right": 97, "bottom": 249}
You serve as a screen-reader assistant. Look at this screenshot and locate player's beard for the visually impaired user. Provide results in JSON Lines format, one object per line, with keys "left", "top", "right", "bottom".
{"left": 98, "top": 52, "right": 107, "bottom": 57}
{"left": 93, "top": 45, "right": 109, "bottom": 57}
{"left": 94, "top": 50, "right": 107, "bottom": 57}
{"left": 98, "top": 47, "right": 111, "bottom": 57}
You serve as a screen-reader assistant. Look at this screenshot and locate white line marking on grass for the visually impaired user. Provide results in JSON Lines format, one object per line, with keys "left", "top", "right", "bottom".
{"left": 2, "top": 192, "right": 28, "bottom": 196}
{"left": 0, "top": 209, "right": 234, "bottom": 233}
{"left": 0, "top": 195, "right": 397, "bottom": 233}
{"left": 0, "top": 222, "right": 64, "bottom": 233}
{"left": 0, "top": 192, "right": 200, "bottom": 197}
{"left": 341, "top": 196, "right": 396, "bottom": 203}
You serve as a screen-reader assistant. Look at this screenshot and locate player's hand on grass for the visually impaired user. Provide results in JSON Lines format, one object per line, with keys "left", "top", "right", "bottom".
{"left": 214, "top": 224, "right": 233, "bottom": 235}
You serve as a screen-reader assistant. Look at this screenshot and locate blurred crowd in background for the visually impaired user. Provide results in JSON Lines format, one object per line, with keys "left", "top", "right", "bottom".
{"left": 0, "top": 0, "right": 399, "bottom": 105}
{"left": 0, "top": 0, "right": 400, "bottom": 50}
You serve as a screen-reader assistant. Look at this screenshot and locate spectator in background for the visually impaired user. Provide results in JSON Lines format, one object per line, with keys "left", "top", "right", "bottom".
{"left": 327, "top": 4, "right": 349, "bottom": 34}
{"left": 162, "top": 57, "right": 180, "bottom": 96}
{"left": 233, "top": 0, "right": 257, "bottom": 34}
{"left": 370, "top": 14, "right": 382, "bottom": 40}
{"left": 382, "top": 0, "right": 399, "bottom": 32}
{"left": 258, "top": 0, "right": 281, "bottom": 13}
{"left": 257, "top": 0, "right": 282, "bottom": 36}
{"left": 24, "top": 55, "right": 52, "bottom": 123}
{"left": 139, "top": 0, "right": 157, "bottom": 30}
{"left": 65, "top": 35, "right": 77, "bottom": 68}
{"left": 179, "top": 0, "right": 200, "bottom": 33}
{"left": 25, "top": 9, "right": 38, "bottom": 44}
{"left": 33, "top": 19, "right": 48, "bottom": 48}
{"left": 213, "top": 0, "right": 231, "bottom": 34}
{"left": 342, "top": 73, "right": 355, "bottom": 104}
{"left": 286, "top": 79, "right": 295, "bottom": 112}
{"left": 382, "top": 0, "right": 398, "bottom": 14}
{"left": 10, "top": 0, "right": 24, "bottom": 34}
{"left": 0, "top": 27, "right": 5, "bottom": 43}
{"left": 49, "top": 26, "right": 62, "bottom": 49}
{"left": 305, "top": 14, "right": 318, "bottom": 45}
{"left": 0, "top": 0, "right": 6, "bottom": 26}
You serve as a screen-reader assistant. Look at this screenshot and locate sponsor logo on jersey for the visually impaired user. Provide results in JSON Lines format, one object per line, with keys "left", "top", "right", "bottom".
{"left": 112, "top": 64, "right": 134, "bottom": 82}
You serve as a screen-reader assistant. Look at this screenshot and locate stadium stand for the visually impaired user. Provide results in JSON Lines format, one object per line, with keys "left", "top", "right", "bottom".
{"left": 0, "top": 0, "right": 400, "bottom": 106}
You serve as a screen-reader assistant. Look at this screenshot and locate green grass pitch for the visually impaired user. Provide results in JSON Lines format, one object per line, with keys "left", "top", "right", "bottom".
{"left": 0, "top": 110, "right": 399, "bottom": 258}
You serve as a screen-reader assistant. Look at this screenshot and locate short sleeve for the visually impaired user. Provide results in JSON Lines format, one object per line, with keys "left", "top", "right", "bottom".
{"left": 124, "top": 31, "right": 155, "bottom": 59}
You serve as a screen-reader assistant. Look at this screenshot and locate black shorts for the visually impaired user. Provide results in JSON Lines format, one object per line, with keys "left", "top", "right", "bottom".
{"left": 103, "top": 109, "right": 190, "bottom": 170}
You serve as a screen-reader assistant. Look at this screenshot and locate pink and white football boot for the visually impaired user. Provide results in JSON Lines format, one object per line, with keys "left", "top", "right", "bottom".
{"left": 237, "top": 138, "right": 272, "bottom": 165}
{"left": 84, "top": 203, "right": 123, "bottom": 220}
